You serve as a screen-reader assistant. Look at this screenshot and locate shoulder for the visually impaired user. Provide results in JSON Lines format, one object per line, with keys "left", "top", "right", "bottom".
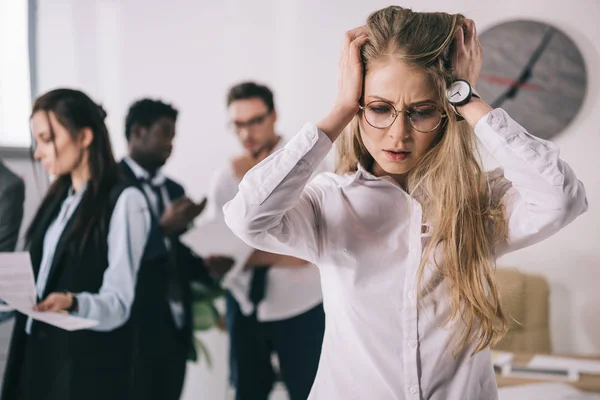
{"left": 0, "top": 164, "right": 24, "bottom": 195}
{"left": 107, "top": 176, "right": 148, "bottom": 210}
{"left": 110, "top": 187, "right": 151, "bottom": 224}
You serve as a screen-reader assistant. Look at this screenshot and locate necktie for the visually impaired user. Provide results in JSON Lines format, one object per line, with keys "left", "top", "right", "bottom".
{"left": 249, "top": 266, "right": 269, "bottom": 306}
{"left": 139, "top": 177, "right": 183, "bottom": 303}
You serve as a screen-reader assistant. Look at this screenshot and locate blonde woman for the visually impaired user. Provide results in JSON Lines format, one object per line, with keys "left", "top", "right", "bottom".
{"left": 223, "top": 6, "right": 587, "bottom": 400}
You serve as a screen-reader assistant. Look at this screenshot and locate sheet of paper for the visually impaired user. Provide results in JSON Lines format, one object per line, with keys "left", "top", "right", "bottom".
{"left": 529, "top": 355, "right": 600, "bottom": 375}
{"left": 20, "top": 310, "right": 98, "bottom": 331}
{"left": 0, "top": 252, "right": 37, "bottom": 310}
{"left": 0, "top": 304, "right": 14, "bottom": 312}
{"left": 0, "top": 252, "right": 98, "bottom": 331}
{"left": 498, "top": 382, "right": 600, "bottom": 400}
{"left": 182, "top": 218, "right": 248, "bottom": 257}
{"left": 180, "top": 218, "right": 255, "bottom": 283}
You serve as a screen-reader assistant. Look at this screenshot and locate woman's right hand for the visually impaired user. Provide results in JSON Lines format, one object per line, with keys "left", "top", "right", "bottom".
{"left": 318, "top": 27, "right": 369, "bottom": 142}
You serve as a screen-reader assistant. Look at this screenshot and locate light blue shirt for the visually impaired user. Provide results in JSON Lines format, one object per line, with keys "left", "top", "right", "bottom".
{"left": 19, "top": 183, "right": 151, "bottom": 333}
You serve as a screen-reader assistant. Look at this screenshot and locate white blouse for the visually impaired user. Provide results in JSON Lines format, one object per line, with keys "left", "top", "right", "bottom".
{"left": 223, "top": 109, "right": 587, "bottom": 400}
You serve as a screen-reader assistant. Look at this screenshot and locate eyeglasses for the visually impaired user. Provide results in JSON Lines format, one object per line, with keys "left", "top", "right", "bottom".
{"left": 359, "top": 101, "right": 447, "bottom": 133}
{"left": 229, "top": 110, "right": 272, "bottom": 132}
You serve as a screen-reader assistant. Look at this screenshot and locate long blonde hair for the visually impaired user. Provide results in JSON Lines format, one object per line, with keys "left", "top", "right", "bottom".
{"left": 336, "top": 6, "right": 509, "bottom": 354}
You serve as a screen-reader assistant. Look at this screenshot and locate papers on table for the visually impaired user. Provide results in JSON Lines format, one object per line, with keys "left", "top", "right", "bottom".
{"left": 0, "top": 252, "right": 98, "bottom": 331}
{"left": 529, "top": 355, "right": 600, "bottom": 376}
{"left": 498, "top": 382, "right": 600, "bottom": 400}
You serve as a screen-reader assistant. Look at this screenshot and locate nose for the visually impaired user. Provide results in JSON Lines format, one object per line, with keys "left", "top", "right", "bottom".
{"left": 33, "top": 146, "right": 42, "bottom": 160}
{"left": 238, "top": 128, "right": 251, "bottom": 142}
{"left": 388, "top": 111, "right": 412, "bottom": 142}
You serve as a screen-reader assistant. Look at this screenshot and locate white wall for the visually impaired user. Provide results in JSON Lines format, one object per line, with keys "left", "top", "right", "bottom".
{"left": 35, "top": 0, "right": 600, "bottom": 399}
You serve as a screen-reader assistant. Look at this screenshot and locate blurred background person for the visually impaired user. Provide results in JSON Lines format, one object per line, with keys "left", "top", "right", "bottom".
{"left": 1, "top": 89, "right": 151, "bottom": 400}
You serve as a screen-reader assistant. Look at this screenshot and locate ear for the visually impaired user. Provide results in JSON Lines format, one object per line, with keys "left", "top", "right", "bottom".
{"left": 271, "top": 109, "right": 278, "bottom": 124}
{"left": 130, "top": 123, "right": 147, "bottom": 142}
{"left": 79, "top": 127, "right": 94, "bottom": 149}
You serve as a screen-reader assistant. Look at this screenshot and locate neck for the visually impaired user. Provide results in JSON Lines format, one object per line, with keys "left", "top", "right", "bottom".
{"left": 70, "top": 161, "right": 91, "bottom": 193}
{"left": 371, "top": 162, "right": 408, "bottom": 190}
{"left": 251, "top": 135, "right": 281, "bottom": 159}
{"left": 130, "top": 153, "right": 158, "bottom": 176}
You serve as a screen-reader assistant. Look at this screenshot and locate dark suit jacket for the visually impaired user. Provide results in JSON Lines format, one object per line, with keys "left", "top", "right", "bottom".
{"left": 118, "top": 160, "right": 215, "bottom": 359}
{"left": 0, "top": 162, "right": 25, "bottom": 252}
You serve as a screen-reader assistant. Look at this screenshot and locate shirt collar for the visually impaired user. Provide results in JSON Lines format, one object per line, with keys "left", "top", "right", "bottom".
{"left": 354, "top": 163, "right": 403, "bottom": 189}
{"left": 124, "top": 156, "right": 166, "bottom": 186}
{"left": 66, "top": 181, "right": 88, "bottom": 201}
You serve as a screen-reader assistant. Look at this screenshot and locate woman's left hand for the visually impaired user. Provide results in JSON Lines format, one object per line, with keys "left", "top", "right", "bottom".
{"left": 34, "top": 292, "right": 73, "bottom": 312}
{"left": 451, "top": 18, "right": 483, "bottom": 87}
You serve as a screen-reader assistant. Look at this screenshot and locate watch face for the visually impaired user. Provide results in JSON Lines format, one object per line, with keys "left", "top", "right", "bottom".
{"left": 446, "top": 80, "right": 471, "bottom": 105}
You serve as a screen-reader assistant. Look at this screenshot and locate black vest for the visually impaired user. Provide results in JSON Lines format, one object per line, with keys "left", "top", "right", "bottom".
{"left": 1, "top": 181, "right": 137, "bottom": 400}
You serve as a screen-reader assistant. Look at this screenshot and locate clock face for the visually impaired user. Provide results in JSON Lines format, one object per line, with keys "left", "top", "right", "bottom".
{"left": 477, "top": 20, "right": 587, "bottom": 140}
{"left": 447, "top": 80, "right": 471, "bottom": 105}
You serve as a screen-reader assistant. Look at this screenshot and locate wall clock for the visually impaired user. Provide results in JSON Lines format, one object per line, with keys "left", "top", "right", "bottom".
{"left": 477, "top": 20, "right": 587, "bottom": 140}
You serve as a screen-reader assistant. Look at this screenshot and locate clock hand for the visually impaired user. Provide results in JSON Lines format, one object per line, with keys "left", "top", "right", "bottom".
{"left": 491, "top": 26, "right": 555, "bottom": 108}
{"left": 451, "top": 91, "right": 461, "bottom": 98}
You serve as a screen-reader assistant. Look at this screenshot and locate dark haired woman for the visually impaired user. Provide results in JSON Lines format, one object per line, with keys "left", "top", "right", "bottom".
{"left": 1, "top": 88, "right": 151, "bottom": 400}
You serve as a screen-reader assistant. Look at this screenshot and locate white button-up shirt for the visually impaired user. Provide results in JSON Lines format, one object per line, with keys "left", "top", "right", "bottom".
{"left": 205, "top": 138, "right": 325, "bottom": 321}
{"left": 223, "top": 109, "right": 587, "bottom": 399}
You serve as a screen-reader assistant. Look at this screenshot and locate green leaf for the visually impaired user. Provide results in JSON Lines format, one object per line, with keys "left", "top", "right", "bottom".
{"left": 192, "top": 301, "right": 218, "bottom": 331}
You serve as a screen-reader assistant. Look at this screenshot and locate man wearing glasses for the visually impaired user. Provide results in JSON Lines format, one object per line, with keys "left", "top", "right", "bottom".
{"left": 205, "top": 82, "right": 325, "bottom": 400}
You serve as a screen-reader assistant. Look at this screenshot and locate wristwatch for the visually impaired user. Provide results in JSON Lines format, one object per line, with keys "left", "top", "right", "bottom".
{"left": 446, "top": 79, "right": 480, "bottom": 117}
{"left": 65, "top": 292, "right": 79, "bottom": 313}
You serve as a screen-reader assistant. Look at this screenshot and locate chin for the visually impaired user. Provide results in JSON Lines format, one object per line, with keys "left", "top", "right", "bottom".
{"left": 377, "top": 160, "right": 413, "bottom": 176}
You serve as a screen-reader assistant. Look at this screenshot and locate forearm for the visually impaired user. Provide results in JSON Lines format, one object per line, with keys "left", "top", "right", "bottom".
{"left": 245, "top": 250, "right": 309, "bottom": 269}
{"left": 317, "top": 104, "right": 358, "bottom": 143}
{"left": 74, "top": 188, "right": 151, "bottom": 331}
{"left": 456, "top": 97, "right": 493, "bottom": 128}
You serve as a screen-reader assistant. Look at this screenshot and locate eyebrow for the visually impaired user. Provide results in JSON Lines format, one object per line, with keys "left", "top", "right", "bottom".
{"left": 367, "top": 95, "right": 437, "bottom": 107}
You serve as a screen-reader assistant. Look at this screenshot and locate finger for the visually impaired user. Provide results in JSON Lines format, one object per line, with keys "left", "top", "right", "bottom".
{"left": 463, "top": 19, "right": 475, "bottom": 47}
{"left": 452, "top": 26, "right": 465, "bottom": 70}
{"left": 348, "top": 34, "right": 369, "bottom": 66}
{"left": 35, "top": 297, "right": 55, "bottom": 312}
{"left": 196, "top": 197, "right": 208, "bottom": 213}
{"left": 342, "top": 26, "right": 368, "bottom": 65}
{"left": 455, "top": 25, "right": 465, "bottom": 52}
{"left": 344, "top": 26, "right": 367, "bottom": 46}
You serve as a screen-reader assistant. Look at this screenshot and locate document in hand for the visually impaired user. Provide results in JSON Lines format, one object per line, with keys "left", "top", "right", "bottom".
{"left": 0, "top": 252, "right": 98, "bottom": 331}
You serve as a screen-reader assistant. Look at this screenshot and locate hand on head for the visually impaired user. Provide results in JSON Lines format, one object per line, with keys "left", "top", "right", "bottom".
{"left": 451, "top": 18, "right": 483, "bottom": 86}
{"left": 318, "top": 26, "right": 369, "bottom": 140}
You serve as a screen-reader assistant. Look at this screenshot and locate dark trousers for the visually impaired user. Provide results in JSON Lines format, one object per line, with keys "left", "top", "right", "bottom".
{"left": 226, "top": 292, "right": 325, "bottom": 400}
{"left": 134, "top": 307, "right": 188, "bottom": 400}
